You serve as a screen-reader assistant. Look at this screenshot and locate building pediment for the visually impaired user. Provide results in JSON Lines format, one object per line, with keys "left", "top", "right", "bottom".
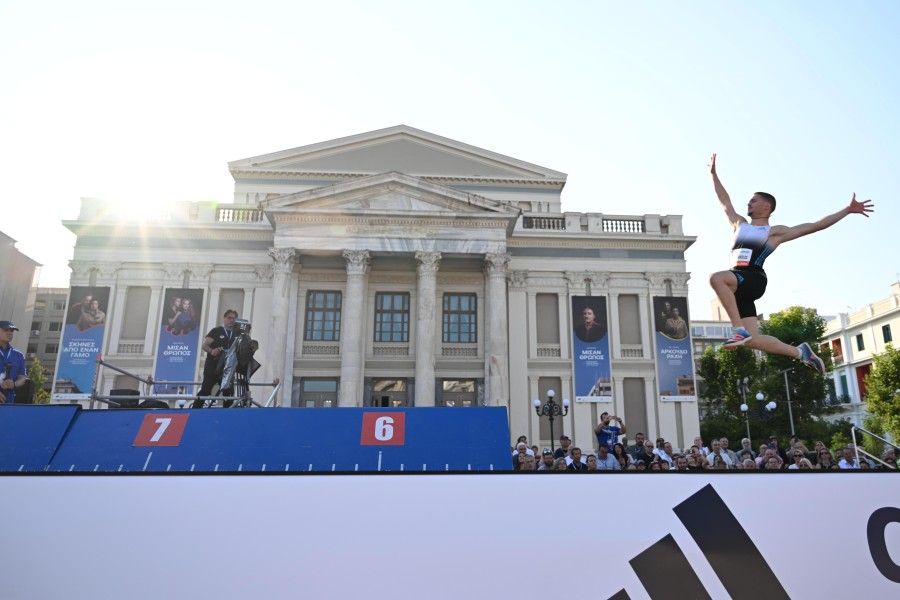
{"left": 262, "top": 171, "right": 521, "bottom": 219}
{"left": 229, "top": 125, "right": 566, "bottom": 184}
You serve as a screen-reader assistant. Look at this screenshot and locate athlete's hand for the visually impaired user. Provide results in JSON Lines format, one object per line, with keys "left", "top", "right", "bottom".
{"left": 709, "top": 153, "right": 717, "bottom": 175}
{"left": 847, "top": 193, "right": 874, "bottom": 217}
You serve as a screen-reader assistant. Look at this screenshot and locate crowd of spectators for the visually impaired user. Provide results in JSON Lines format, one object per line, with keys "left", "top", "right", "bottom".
{"left": 512, "top": 412, "right": 899, "bottom": 472}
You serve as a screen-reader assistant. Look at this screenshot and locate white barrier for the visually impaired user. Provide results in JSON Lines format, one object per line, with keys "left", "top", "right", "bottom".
{"left": 2, "top": 473, "right": 899, "bottom": 599}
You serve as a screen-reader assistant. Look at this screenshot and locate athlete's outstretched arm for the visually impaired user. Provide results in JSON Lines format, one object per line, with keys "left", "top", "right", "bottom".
{"left": 771, "top": 193, "right": 874, "bottom": 244}
{"left": 710, "top": 153, "right": 745, "bottom": 229}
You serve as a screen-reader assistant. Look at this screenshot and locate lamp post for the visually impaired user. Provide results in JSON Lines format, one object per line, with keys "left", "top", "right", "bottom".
{"left": 533, "top": 389, "right": 569, "bottom": 452}
{"left": 739, "top": 402, "right": 751, "bottom": 445}
{"left": 779, "top": 368, "right": 796, "bottom": 436}
{"left": 756, "top": 391, "right": 777, "bottom": 420}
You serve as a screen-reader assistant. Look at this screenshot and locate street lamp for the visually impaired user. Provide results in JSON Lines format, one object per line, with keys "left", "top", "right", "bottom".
{"left": 533, "top": 389, "right": 570, "bottom": 452}
{"left": 757, "top": 391, "right": 777, "bottom": 416}
{"left": 739, "top": 402, "right": 751, "bottom": 445}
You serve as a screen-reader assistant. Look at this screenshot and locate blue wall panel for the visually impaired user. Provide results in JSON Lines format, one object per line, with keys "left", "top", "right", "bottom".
{"left": 46, "top": 407, "right": 511, "bottom": 472}
{"left": 0, "top": 405, "right": 80, "bottom": 472}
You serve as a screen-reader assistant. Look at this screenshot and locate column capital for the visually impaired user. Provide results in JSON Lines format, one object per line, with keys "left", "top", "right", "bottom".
{"left": 414, "top": 250, "right": 441, "bottom": 275}
{"left": 508, "top": 270, "right": 528, "bottom": 288}
{"left": 483, "top": 252, "right": 510, "bottom": 276}
{"left": 342, "top": 249, "right": 371, "bottom": 276}
{"left": 268, "top": 247, "right": 298, "bottom": 274}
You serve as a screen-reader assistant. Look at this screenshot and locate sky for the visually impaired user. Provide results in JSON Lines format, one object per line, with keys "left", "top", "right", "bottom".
{"left": 1, "top": 0, "right": 898, "bottom": 319}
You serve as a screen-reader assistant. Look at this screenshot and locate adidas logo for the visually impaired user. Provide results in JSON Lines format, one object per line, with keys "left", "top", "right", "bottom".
{"left": 608, "top": 484, "right": 789, "bottom": 599}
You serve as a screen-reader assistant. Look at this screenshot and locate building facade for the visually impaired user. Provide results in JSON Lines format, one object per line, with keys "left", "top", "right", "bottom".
{"left": 0, "top": 231, "right": 40, "bottom": 349}
{"left": 27, "top": 288, "right": 68, "bottom": 390}
{"left": 61, "top": 126, "right": 698, "bottom": 450}
{"left": 820, "top": 282, "right": 900, "bottom": 426}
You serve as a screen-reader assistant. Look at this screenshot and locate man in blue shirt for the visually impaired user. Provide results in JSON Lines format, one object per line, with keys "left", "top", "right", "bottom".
{"left": 594, "top": 411, "right": 627, "bottom": 451}
{"left": 0, "top": 321, "right": 27, "bottom": 404}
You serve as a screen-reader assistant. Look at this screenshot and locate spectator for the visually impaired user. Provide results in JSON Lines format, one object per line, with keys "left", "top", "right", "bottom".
{"left": 523, "top": 454, "right": 537, "bottom": 471}
{"left": 686, "top": 454, "right": 704, "bottom": 471}
{"left": 719, "top": 437, "right": 739, "bottom": 464}
{"left": 838, "top": 447, "right": 860, "bottom": 470}
{"left": 817, "top": 450, "right": 837, "bottom": 470}
{"left": 653, "top": 438, "right": 673, "bottom": 466}
{"left": 758, "top": 443, "right": 769, "bottom": 460}
{"left": 797, "top": 458, "right": 815, "bottom": 470}
{"left": 516, "top": 435, "right": 528, "bottom": 446}
{"left": 756, "top": 448, "right": 782, "bottom": 470}
{"left": 648, "top": 460, "right": 664, "bottom": 472}
{"left": 586, "top": 455, "right": 598, "bottom": 471}
{"left": 693, "top": 436, "right": 710, "bottom": 456}
{"left": 594, "top": 412, "right": 626, "bottom": 451}
{"left": 627, "top": 432, "right": 646, "bottom": 460}
{"left": 636, "top": 441, "right": 656, "bottom": 465}
{"left": 613, "top": 442, "right": 633, "bottom": 469}
{"left": 537, "top": 449, "right": 556, "bottom": 471}
{"left": 707, "top": 439, "right": 734, "bottom": 468}
{"left": 673, "top": 455, "right": 690, "bottom": 471}
{"left": 531, "top": 445, "right": 540, "bottom": 459}
{"left": 739, "top": 437, "right": 756, "bottom": 459}
{"left": 554, "top": 435, "right": 572, "bottom": 459}
{"left": 566, "top": 447, "right": 588, "bottom": 471}
{"left": 764, "top": 456, "right": 783, "bottom": 470}
{"left": 513, "top": 453, "right": 528, "bottom": 471}
{"left": 512, "top": 442, "right": 534, "bottom": 458}
{"left": 512, "top": 443, "right": 531, "bottom": 468}
{"left": 767, "top": 436, "right": 789, "bottom": 463}
{"left": 740, "top": 458, "right": 757, "bottom": 470}
{"left": 882, "top": 449, "right": 898, "bottom": 470}
{"left": 738, "top": 450, "right": 755, "bottom": 464}
{"left": 595, "top": 446, "right": 621, "bottom": 471}
{"left": 787, "top": 450, "right": 806, "bottom": 470}
{"left": 554, "top": 457, "right": 568, "bottom": 471}
{"left": 633, "top": 460, "right": 646, "bottom": 471}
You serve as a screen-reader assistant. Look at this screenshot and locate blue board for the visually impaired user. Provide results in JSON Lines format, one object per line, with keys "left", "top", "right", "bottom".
{"left": 46, "top": 407, "right": 511, "bottom": 472}
{"left": 0, "top": 404, "right": 80, "bottom": 472}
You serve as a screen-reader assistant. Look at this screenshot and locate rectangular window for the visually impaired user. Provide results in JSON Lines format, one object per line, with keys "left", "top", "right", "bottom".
{"left": 442, "top": 293, "right": 477, "bottom": 343}
{"left": 883, "top": 324, "right": 893, "bottom": 344}
{"left": 31, "top": 322, "right": 42, "bottom": 332}
{"left": 121, "top": 286, "right": 151, "bottom": 339}
{"left": 304, "top": 291, "right": 342, "bottom": 341}
{"left": 219, "top": 289, "right": 245, "bottom": 320}
{"left": 618, "top": 294, "right": 641, "bottom": 344}
{"left": 856, "top": 333, "right": 865, "bottom": 351}
{"left": 439, "top": 379, "right": 477, "bottom": 407}
{"left": 48, "top": 322, "right": 62, "bottom": 332}
{"left": 535, "top": 294, "right": 559, "bottom": 343}
{"left": 44, "top": 343, "right": 59, "bottom": 354}
{"left": 53, "top": 301, "right": 66, "bottom": 311}
{"left": 293, "top": 377, "right": 339, "bottom": 408}
{"left": 374, "top": 293, "right": 410, "bottom": 342}
{"left": 369, "top": 378, "right": 409, "bottom": 407}
{"left": 27, "top": 343, "right": 38, "bottom": 354}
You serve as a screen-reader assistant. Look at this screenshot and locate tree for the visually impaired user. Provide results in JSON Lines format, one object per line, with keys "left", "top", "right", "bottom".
{"left": 863, "top": 344, "right": 900, "bottom": 446}
{"left": 27, "top": 358, "right": 51, "bottom": 404}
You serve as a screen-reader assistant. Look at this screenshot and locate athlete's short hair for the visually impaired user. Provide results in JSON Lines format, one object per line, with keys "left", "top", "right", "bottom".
{"left": 754, "top": 191, "right": 776, "bottom": 213}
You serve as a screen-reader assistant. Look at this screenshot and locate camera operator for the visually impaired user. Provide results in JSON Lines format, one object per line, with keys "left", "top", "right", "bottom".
{"left": 192, "top": 309, "right": 238, "bottom": 408}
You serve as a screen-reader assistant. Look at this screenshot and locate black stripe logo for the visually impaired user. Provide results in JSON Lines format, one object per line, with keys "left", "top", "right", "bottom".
{"left": 610, "top": 484, "right": 790, "bottom": 599}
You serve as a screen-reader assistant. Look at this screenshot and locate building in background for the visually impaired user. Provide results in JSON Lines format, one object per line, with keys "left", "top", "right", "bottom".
{"left": 690, "top": 319, "right": 734, "bottom": 420}
{"left": 26, "top": 288, "right": 68, "bottom": 391}
{"left": 60, "top": 126, "right": 699, "bottom": 450}
{"left": 820, "top": 282, "right": 900, "bottom": 426}
{"left": 0, "top": 231, "right": 40, "bottom": 349}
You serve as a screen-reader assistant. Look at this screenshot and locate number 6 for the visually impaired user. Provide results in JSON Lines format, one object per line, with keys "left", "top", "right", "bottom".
{"left": 374, "top": 416, "right": 394, "bottom": 441}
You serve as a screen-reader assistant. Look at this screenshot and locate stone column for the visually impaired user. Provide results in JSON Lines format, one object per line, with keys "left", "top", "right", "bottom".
{"left": 339, "top": 250, "right": 371, "bottom": 407}
{"left": 414, "top": 251, "right": 441, "bottom": 407}
{"left": 267, "top": 247, "right": 297, "bottom": 404}
{"left": 484, "top": 253, "right": 510, "bottom": 406}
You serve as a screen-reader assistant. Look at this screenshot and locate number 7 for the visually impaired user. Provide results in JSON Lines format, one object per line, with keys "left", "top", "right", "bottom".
{"left": 150, "top": 417, "right": 172, "bottom": 442}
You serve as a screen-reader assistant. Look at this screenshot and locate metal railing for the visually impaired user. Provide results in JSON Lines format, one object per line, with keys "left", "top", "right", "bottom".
{"left": 89, "top": 356, "right": 281, "bottom": 409}
{"left": 851, "top": 425, "right": 900, "bottom": 469}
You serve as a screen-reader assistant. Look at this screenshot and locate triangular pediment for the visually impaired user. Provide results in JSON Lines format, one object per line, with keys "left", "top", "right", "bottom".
{"left": 262, "top": 172, "right": 521, "bottom": 217}
{"left": 230, "top": 125, "right": 566, "bottom": 182}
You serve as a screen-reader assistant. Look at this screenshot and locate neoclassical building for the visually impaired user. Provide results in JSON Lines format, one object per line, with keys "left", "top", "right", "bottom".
{"left": 62, "top": 126, "right": 698, "bottom": 450}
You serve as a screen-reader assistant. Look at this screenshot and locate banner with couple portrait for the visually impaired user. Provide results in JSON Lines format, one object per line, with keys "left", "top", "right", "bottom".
{"left": 53, "top": 286, "right": 110, "bottom": 399}
{"left": 153, "top": 289, "right": 204, "bottom": 394}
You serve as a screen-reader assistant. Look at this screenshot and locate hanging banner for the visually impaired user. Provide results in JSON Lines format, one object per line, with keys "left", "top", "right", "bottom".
{"left": 571, "top": 296, "right": 612, "bottom": 402}
{"left": 53, "top": 286, "right": 110, "bottom": 399}
{"left": 153, "top": 289, "right": 204, "bottom": 394}
{"left": 653, "top": 296, "right": 697, "bottom": 401}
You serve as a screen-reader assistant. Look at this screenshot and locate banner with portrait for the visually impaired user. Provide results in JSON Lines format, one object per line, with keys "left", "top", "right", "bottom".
{"left": 571, "top": 296, "right": 612, "bottom": 403}
{"left": 53, "top": 286, "right": 110, "bottom": 399}
{"left": 153, "top": 288, "right": 204, "bottom": 394}
{"left": 653, "top": 296, "right": 697, "bottom": 401}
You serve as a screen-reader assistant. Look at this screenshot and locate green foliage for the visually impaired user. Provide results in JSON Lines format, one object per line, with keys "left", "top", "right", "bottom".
{"left": 864, "top": 344, "right": 900, "bottom": 443}
{"left": 830, "top": 431, "right": 851, "bottom": 455}
{"left": 27, "top": 359, "right": 51, "bottom": 404}
{"left": 699, "top": 305, "right": 846, "bottom": 445}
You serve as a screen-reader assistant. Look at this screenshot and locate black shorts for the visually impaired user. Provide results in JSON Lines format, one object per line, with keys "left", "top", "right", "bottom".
{"left": 731, "top": 269, "right": 767, "bottom": 318}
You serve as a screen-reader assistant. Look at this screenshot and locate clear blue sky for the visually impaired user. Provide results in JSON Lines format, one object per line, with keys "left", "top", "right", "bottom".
{"left": 2, "top": 1, "right": 897, "bottom": 318}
